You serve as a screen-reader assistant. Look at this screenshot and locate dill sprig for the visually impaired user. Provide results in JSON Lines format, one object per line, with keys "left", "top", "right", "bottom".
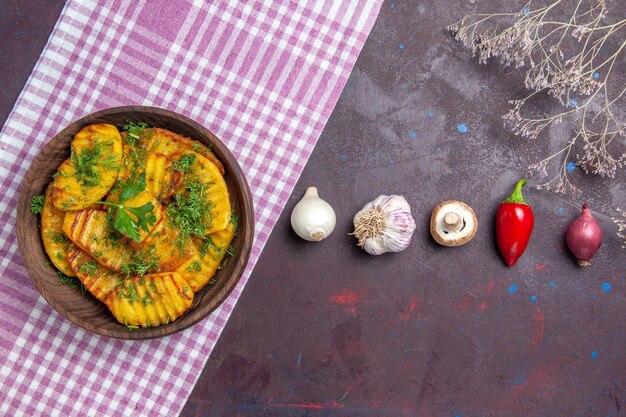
{"left": 167, "top": 180, "right": 214, "bottom": 249}
{"left": 78, "top": 260, "right": 99, "bottom": 276}
{"left": 121, "top": 122, "right": 149, "bottom": 147}
{"left": 185, "top": 260, "right": 202, "bottom": 273}
{"left": 171, "top": 153, "right": 196, "bottom": 173}
{"left": 51, "top": 232, "right": 69, "bottom": 243}
{"left": 30, "top": 194, "right": 44, "bottom": 214}
{"left": 121, "top": 250, "right": 159, "bottom": 277}
{"left": 70, "top": 140, "right": 119, "bottom": 186}
{"left": 120, "top": 121, "right": 154, "bottom": 178}
{"left": 57, "top": 270, "right": 86, "bottom": 295}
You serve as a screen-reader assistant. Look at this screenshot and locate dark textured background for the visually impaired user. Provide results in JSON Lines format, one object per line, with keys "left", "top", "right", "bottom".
{"left": 2, "top": 1, "right": 624, "bottom": 416}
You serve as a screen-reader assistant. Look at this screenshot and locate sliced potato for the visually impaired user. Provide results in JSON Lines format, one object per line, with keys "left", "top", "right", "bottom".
{"left": 40, "top": 184, "right": 75, "bottom": 276}
{"left": 107, "top": 272, "right": 193, "bottom": 328}
{"left": 52, "top": 124, "right": 123, "bottom": 210}
{"left": 178, "top": 221, "right": 237, "bottom": 292}
{"left": 68, "top": 246, "right": 193, "bottom": 328}
{"left": 173, "top": 150, "right": 231, "bottom": 234}
{"left": 63, "top": 209, "right": 133, "bottom": 271}
{"left": 145, "top": 128, "right": 225, "bottom": 175}
{"left": 134, "top": 216, "right": 194, "bottom": 272}
{"left": 67, "top": 244, "right": 119, "bottom": 300}
{"left": 144, "top": 153, "right": 182, "bottom": 201}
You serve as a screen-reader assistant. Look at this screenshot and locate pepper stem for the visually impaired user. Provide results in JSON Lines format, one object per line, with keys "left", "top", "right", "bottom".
{"left": 503, "top": 179, "right": 529, "bottom": 205}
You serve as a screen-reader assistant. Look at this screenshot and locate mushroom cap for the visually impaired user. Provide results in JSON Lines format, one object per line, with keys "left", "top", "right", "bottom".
{"left": 430, "top": 200, "right": 478, "bottom": 247}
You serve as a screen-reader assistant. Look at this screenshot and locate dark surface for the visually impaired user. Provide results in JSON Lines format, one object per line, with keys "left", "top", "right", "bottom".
{"left": 2, "top": 1, "right": 625, "bottom": 417}
{"left": 16, "top": 106, "right": 254, "bottom": 339}
{"left": 182, "top": 1, "right": 625, "bottom": 417}
{"left": 0, "top": 0, "right": 65, "bottom": 123}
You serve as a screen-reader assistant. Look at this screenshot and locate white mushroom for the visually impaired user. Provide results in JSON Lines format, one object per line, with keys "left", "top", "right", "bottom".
{"left": 430, "top": 200, "right": 478, "bottom": 247}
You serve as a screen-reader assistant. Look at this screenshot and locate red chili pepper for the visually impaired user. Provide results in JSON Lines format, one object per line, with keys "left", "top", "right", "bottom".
{"left": 496, "top": 179, "right": 534, "bottom": 266}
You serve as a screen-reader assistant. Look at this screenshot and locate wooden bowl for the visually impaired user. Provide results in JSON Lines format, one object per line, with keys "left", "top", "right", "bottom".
{"left": 16, "top": 106, "right": 254, "bottom": 339}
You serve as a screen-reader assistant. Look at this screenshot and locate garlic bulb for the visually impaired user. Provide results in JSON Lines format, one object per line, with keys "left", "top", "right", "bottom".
{"left": 291, "top": 187, "right": 336, "bottom": 241}
{"left": 351, "top": 195, "right": 416, "bottom": 255}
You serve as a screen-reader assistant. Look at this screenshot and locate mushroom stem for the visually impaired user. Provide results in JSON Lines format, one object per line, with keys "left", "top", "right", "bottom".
{"left": 443, "top": 212, "right": 463, "bottom": 232}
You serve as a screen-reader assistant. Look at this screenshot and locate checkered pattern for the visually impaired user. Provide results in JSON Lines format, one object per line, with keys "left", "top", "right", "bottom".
{"left": 0, "top": 1, "right": 380, "bottom": 416}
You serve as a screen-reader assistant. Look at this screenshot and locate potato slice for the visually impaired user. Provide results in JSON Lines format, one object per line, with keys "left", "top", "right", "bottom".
{"left": 145, "top": 153, "right": 183, "bottom": 201}
{"left": 67, "top": 245, "right": 119, "bottom": 300}
{"left": 134, "top": 216, "right": 194, "bottom": 272}
{"left": 52, "top": 124, "right": 123, "bottom": 210}
{"left": 177, "top": 221, "right": 237, "bottom": 292}
{"left": 40, "top": 184, "right": 75, "bottom": 276}
{"left": 107, "top": 272, "right": 193, "bottom": 328}
{"left": 145, "top": 128, "right": 225, "bottom": 175}
{"left": 63, "top": 209, "right": 133, "bottom": 271}
{"left": 68, "top": 246, "right": 193, "bottom": 328}
{"left": 172, "top": 150, "right": 231, "bottom": 234}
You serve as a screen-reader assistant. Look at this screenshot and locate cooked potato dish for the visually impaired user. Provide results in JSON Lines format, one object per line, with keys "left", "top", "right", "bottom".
{"left": 37, "top": 122, "right": 237, "bottom": 328}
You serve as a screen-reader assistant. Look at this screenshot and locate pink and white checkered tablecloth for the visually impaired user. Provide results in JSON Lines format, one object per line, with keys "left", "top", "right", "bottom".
{"left": 0, "top": 1, "right": 381, "bottom": 415}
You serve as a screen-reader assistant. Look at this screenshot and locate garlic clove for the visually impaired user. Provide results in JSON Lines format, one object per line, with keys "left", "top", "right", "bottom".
{"left": 291, "top": 187, "right": 336, "bottom": 242}
{"left": 430, "top": 200, "right": 478, "bottom": 247}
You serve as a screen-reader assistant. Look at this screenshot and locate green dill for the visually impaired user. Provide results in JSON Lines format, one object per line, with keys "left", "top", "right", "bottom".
{"left": 78, "top": 260, "right": 99, "bottom": 275}
{"left": 167, "top": 180, "right": 214, "bottom": 250}
{"left": 208, "top": 278, "right": 217, "bottom": 285}
{"left": 30, "top": 194, "right": 45, "bottom": 214}
{"left": 185, "top": 260, "right": 202, "bottom": 273}
{"left": 120, "top": 122, "right": 152, "bottom": 176}
{"left": 44, "top": 261, "right": 53, "bottom": 267}
{"left": 56, "top": 270, "right": 86, "bottom": 295}
{"left": 193, "top": 142, "right": 213, "bottom": 152}
{"left": 121, "top": 122, "right": 148, "bottom": 146}
{"left": 218, "top": 257, "right": 228, "bottom": 270}
{"left": 53, "top": 167, "right": 70, "bottom": 179}
{"left": 198, "top": 236, "right": 215, "bottom": 258}
{"left": 142, "top": 294, "right": 152, "bottom": 306}
{"left": 51, "top": 232, "right": 69, "bottom": 244}
{"left": 226, "top": 244, "right": 236, "bottom": 257}
{"left": 70, "top": 140, "right": 119, "bottom": 186}
{"left": 126, "top": 324, "right": 139, "bottom": 330}
{"left": 120, "top": 248, "right": 159, "bottom": 277}
{"left": 121, "top": 259, "right": 158, "bottom": 277}
{"left": 117, "top": 281, "right": 139, "bottom": 303}
{"left": 171, "top": 153, "right": 197, "bottom": 173}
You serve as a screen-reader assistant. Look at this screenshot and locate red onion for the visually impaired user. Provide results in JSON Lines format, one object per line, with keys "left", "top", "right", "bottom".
{"left": 566, "top": 204, "right": 602, "bottom": 267}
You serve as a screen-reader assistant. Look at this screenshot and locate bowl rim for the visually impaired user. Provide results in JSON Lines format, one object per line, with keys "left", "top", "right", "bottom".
{"left": 16, "top": 105, "right": 254, "bottom": 340}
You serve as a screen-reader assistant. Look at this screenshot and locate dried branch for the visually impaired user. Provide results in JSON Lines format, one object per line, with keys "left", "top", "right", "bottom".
{"left": 447, "top": 0, "right": 625, "bottom": 193}
{"left": 614, "top": 208, "right": 626, "bottom": 247}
